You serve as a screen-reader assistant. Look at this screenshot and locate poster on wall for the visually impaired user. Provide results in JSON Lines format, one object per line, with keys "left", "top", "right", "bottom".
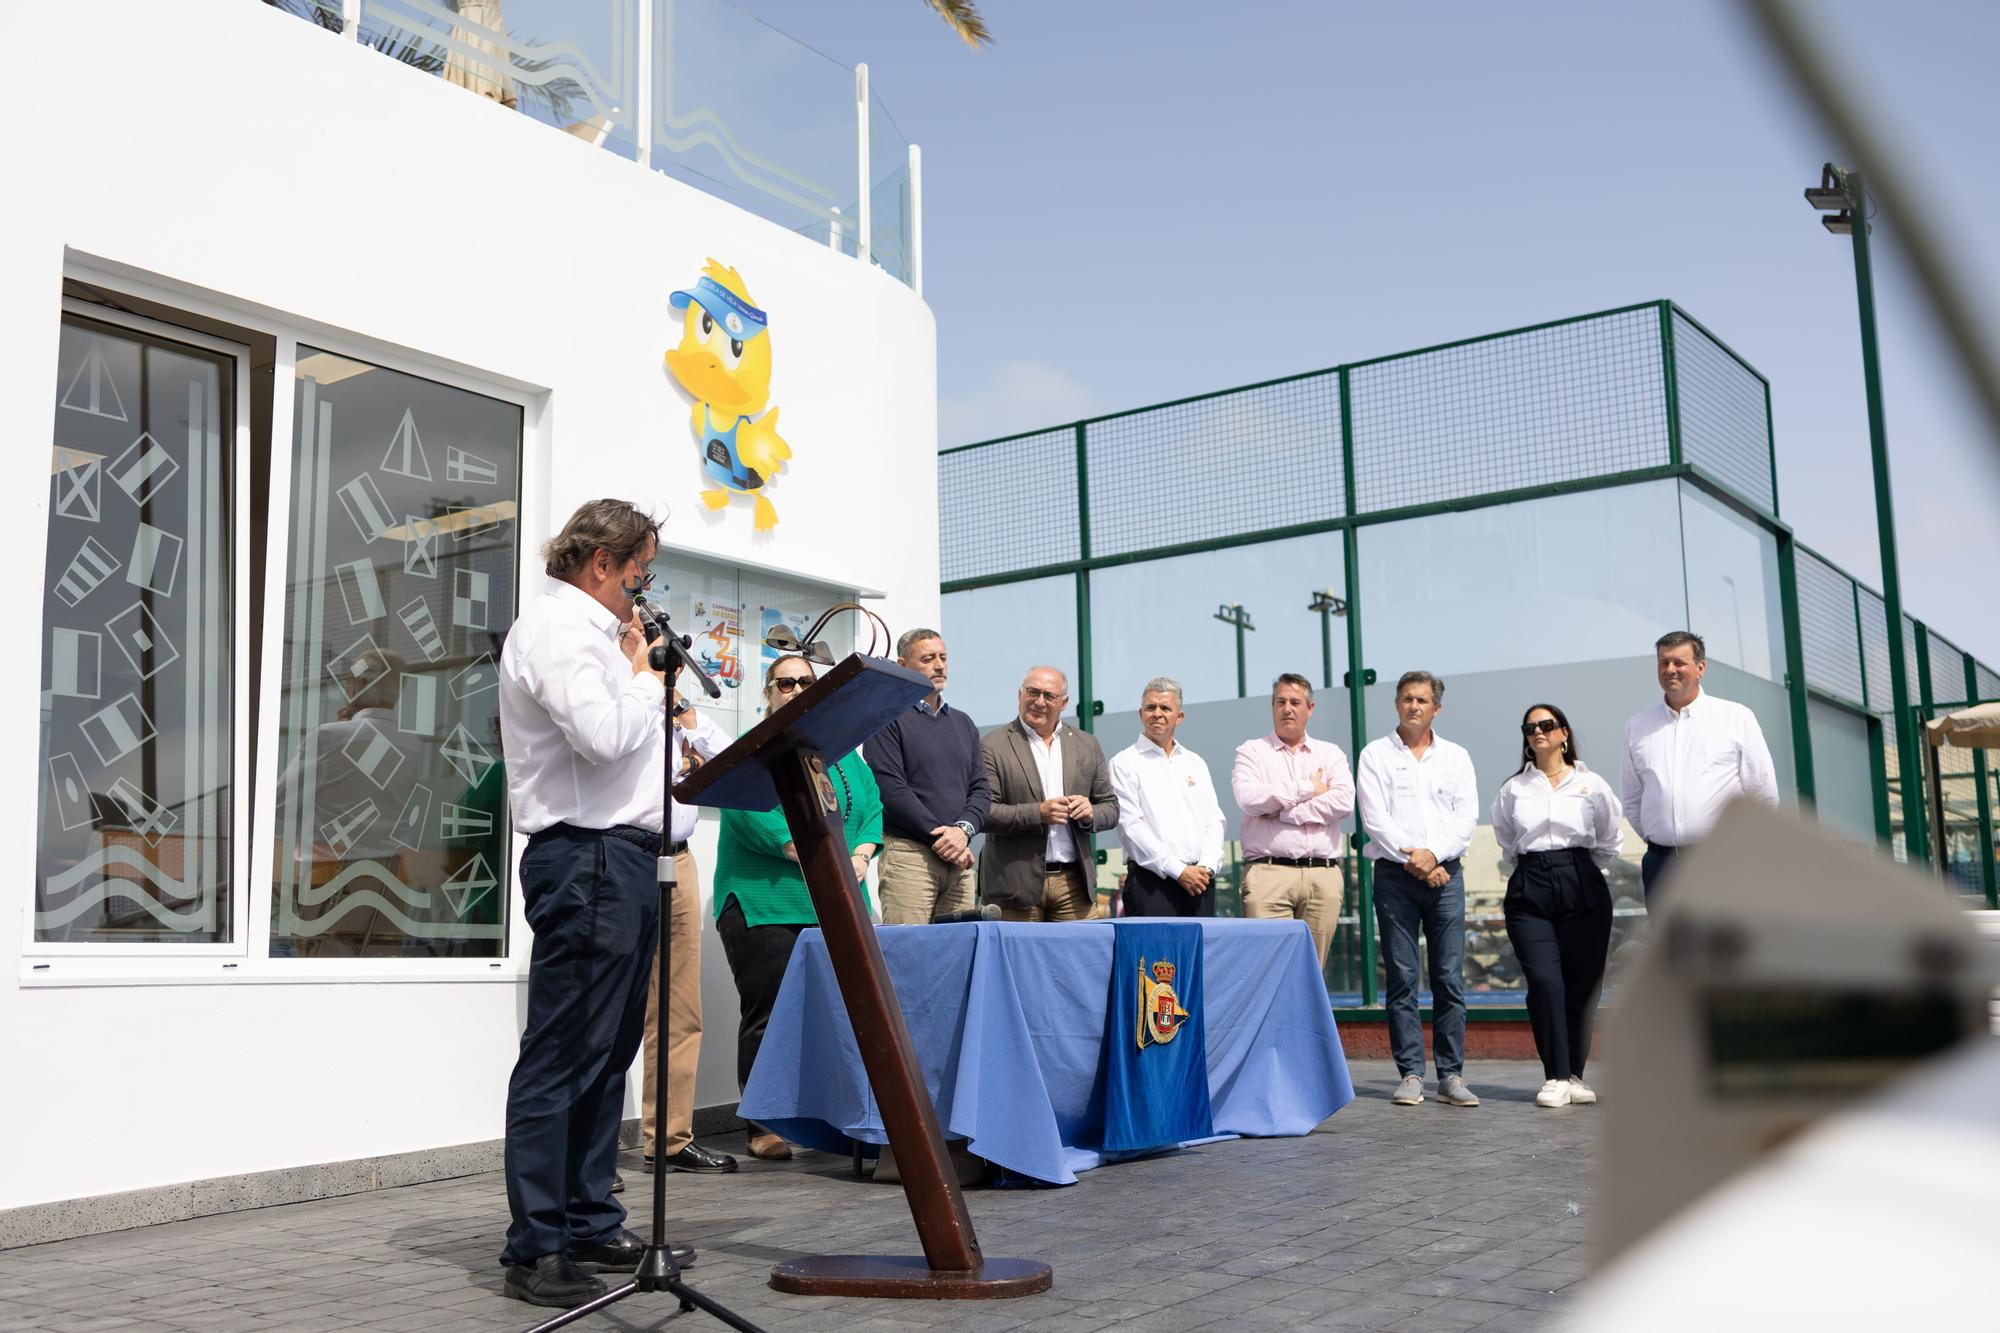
{"left": 691, "top": 598, "right": 743, "bottom": 695}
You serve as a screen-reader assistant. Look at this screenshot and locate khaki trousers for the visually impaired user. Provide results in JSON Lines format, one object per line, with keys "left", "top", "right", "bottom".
{"left": 998, "top": 863, "right": 1094, "bottom": 923}
{"left": 877, "top": 833, "right": 976, "bottom": 925}
{"left": 642, "top": 848, "right": 702, "bottom": 1158}
{"left": 1242, "top": 861, "right": 1343, "bottom": 967}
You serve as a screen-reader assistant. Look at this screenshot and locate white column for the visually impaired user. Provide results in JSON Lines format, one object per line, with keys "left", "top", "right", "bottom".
{"left": 855, "top": 62, "right": 871, "bottom": 266}
{"left": 342, "top": 0, "right": 361, "bottom": 39}
{"left": 908, "top": 143, "right": 923, "bottom": 297}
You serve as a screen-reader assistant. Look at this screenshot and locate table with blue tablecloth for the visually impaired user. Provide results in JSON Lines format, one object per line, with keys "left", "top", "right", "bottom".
{"left": 738, "top": 917, "right": 1354, "bottom": 1185}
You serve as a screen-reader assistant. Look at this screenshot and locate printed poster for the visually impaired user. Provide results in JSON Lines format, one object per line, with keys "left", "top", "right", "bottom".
{"left": 691, "top": 599, "right": 743, "bottom": 694}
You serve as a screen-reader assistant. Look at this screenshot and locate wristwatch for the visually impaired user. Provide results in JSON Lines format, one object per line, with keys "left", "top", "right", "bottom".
{"left": 953, "top": 820, "right": 975, "bottom": 838}
{"left": 671, "top": 698, "right": 691, "bottom": 718}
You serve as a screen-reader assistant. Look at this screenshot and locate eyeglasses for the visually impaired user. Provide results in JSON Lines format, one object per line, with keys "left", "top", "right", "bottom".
{"left": 769, "top": 677, "right": 812, "bottom": 695}
{"left": 1521, "top": 719, "right": 1563, "bottom": 736}
{"left": 1021, "top": 688, "right": 1066, "bottom": 703}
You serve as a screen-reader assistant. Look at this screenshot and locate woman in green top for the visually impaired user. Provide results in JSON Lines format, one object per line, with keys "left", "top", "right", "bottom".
{"left": 714, "top": 653, "right": 883, "bottom": 1161}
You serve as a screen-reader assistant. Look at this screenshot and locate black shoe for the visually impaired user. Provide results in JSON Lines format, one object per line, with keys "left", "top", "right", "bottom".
{"left": 567, "top": 1227, "right": 696, "bottom": 1271}
{"left": 610, "top": 1171, "right": 625, "bottom": 1194}
{"left": 504, "top": 1254, "right": 608, "bottom": 1309}
{"left": 666, "top": 1142, "right": 738, "bottom": 1174}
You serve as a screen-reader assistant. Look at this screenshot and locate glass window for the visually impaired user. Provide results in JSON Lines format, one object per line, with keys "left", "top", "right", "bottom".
{"left": 1679, "top": 482, "right": 1785, "bottom": 683}
{"left": 649, "top": 549, "right": 858, "bottom": 738}
{"left": 1091, "top": 533, "right": 1347, "bottom": 711}
{"left": 940, "top": 577, "right": 1077, "bottom": 730}
{"left": 270, "top": 349, "right": 522, "bottom": 958}
{"left": 37, "top": 316, "right": 235, "bottom": 944}
{"left": 1357, "top": 480, "right": 1685, "bottom": 680}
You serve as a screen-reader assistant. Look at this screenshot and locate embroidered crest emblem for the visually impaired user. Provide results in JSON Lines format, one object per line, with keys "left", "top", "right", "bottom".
{"left": 1137, "top": 957, "right": 1190, "bottom": 1049}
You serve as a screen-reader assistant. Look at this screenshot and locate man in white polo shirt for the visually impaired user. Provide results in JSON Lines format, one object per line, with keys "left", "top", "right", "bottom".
{"left": 1110, "top": 677, "right": 1225, "bottom": 918}
{"left": 1620, "top": 630, "right": 1779, "bottom": 904}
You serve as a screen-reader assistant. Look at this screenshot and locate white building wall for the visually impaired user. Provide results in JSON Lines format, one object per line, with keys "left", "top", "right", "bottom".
{"left": 0, "top": 0, "right": 937, "bottom": 1211}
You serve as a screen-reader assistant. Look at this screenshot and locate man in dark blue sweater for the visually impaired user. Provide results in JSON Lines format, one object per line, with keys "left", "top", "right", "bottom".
{"left": 865, "top": 628, "right": 991, "bottom": 923}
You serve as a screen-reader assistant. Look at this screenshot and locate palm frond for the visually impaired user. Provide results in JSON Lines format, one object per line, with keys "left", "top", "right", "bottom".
{"left": 922, "top": 0, "right": 992, "bottom": 48}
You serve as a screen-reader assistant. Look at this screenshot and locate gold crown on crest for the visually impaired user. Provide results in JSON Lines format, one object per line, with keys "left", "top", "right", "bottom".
{"left": 1150, "top": 961, "right": 1177, "bottom": 984}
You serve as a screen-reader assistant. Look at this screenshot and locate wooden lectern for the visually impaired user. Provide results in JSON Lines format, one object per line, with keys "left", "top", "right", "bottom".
{"left": 674, "top": 654, "right": 1052, "bottom": 1299}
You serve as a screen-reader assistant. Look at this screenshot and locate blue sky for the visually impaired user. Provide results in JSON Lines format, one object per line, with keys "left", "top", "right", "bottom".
{"left": 744, "top": 0, "right": 2000, "bottom": 668}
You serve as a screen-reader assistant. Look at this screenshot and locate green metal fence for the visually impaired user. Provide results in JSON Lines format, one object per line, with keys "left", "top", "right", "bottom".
{"left": 941, "top": 298, "right": 2000, "bottom": 1005}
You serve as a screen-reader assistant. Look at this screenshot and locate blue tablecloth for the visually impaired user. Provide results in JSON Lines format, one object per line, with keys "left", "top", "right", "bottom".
{"left": 738, "top": 918, "right": 1354, "bottom": 1185}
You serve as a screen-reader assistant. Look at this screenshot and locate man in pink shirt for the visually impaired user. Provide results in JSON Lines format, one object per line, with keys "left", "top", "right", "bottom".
{"left": 1230, "top": 673, "right": 1356, "bottom": 966}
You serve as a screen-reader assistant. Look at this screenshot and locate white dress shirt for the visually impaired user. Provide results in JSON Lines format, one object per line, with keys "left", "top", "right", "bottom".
{"left": 669, "top": 712, "right": 730, "bottom": 844}
{"left": 1490, "top": 761, "right": 1625, "bottom": 869}
{"left": 1021, "top": 719, "right": 1076, "bottom": 863}
{"left": 1619, "top": 689, "right": 1779, "bottom": 847}
{"left": 1110, "top": 735, "right": 1226, "bottom": 879}
{"left": 1355, "top": 729, "right": 1479, "bottom": 866}
{"left": 498, "top": 581, "right": 670, "bottom": 835}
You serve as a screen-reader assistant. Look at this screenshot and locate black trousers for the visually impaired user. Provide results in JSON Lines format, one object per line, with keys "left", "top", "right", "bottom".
{"left": 714, "top": 897, "right": 805, "bottom": 1097}
{"left": 501, "top": 827, "right": 659, "bottom": 1265}
{"left": 1502, "top": 848, "right": 1613, "bottom": 1081}
{"left": 1121, "top": 862, "right": 1215, "bottom": 918}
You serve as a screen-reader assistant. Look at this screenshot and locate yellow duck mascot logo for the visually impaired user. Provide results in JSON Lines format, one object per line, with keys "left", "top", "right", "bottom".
{"left": 665, "top": 261, "right": 791, "bottom": 530}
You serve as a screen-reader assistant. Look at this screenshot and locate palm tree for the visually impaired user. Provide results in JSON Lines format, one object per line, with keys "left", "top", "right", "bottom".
{"left": 924, "top": 0, "right": 993, "bottom": 48}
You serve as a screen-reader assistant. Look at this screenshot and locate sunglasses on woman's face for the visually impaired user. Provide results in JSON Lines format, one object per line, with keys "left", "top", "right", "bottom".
{"left": 769, "top": 676, "right": 812, "bottom": 695}
{"left": 1521, "top": 718, "right": 1562, "bottom": 736}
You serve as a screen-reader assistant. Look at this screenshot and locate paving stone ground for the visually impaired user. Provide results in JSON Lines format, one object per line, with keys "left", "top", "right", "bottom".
{"left": 0, "top": 1061, "right": 1597, "bottom": 1332}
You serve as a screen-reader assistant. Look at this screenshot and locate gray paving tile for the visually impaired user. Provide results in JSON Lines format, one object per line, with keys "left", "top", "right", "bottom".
{"left": 0, "top": 1061, "right": 1600, "bottom": 1331}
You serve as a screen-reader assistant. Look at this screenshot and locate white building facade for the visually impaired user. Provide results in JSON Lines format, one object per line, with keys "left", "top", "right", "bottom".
{"left": 2, "top": 0, "right": 938, "bottom": 1237}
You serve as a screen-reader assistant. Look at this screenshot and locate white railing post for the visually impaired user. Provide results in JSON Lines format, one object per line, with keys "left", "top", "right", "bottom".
{"left": 908, "top": 143, "right": 923, "bottom": 297}
{"left": 829, "top": 206, "right": 845, "bottom": 252}
{"left": 342, "top": 0, "right": 361, "bottom": 39}
{"left": 635, "top": 0, "right": 655, "bottom": 163}
{"left": 855, "top": 62, "right": 871, "bottom": 267}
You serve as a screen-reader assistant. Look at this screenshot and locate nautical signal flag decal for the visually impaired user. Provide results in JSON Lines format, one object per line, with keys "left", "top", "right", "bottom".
{"left": 1103, "top": 922, "right": 1213, "bottom": 1154}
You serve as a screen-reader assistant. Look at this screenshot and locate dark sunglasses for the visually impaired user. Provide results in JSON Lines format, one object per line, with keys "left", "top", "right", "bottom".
{"left": 769, "top": 676, "right": 812, "bottom": 695}
{"left": 1521, "top": 718, "right": 1563, "bottom": 736}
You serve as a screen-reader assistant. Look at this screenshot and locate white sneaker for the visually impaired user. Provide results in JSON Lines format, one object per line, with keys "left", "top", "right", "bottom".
{"left": 1535, "top": 1078, "right": 1571, "bottom": 1108}
{"left": 1567, "top": 1077, "right": 1598, "bottom": 1105}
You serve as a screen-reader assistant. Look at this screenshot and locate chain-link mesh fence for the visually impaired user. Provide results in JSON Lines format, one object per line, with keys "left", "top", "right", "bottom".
{"left": 1085, "top": 373, "right": 1342, "bottom": 558}
{"left": 939, "top": 428, "right": 1079, "bottom": 584}
{"left": 1797, "top": 547, "right": 1865, "bottom": 707}
{"left": 1349, "top": 307, "right": 1669, "bottom": 513}
{"left": 1673, "top": 311, "right": 1776, "bottom": 512}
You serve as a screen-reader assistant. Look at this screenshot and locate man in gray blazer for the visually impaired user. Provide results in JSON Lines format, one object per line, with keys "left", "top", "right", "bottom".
{"left": 979, "top": 665, "right": 1118, "bottom": 920}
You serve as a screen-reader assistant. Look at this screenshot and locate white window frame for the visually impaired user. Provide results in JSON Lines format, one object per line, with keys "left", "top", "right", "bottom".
{"left": 23, "top": 266, "right": 550, "bottom": 986}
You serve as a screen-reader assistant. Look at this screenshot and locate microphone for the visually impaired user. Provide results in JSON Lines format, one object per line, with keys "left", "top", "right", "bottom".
{"left": 929, "top": 903, "right": 1002, "bottom": 925}
{"left": 633, "top": 593, "right": 722, "bottom": 699}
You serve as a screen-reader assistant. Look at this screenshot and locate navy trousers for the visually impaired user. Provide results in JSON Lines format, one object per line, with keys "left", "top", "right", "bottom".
{"left": 1373, "top": 859, "right": 1467, "bottom": 1079}
{"left": 1503, "top": 848, "right": 1613, "bottom": 1081}
{"left": 500, "top": 827, "right": 660, "bottom": 1266}
{"left": 1640, "top": 841, "right": 1678, "bottom": 905}
{"left": 1122, "top": 862, "right": 1216, "bottom": 918}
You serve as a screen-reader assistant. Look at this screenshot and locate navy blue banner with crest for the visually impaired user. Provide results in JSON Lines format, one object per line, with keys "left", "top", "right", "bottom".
{"left": 1103, "top": 921, "right": 1213, "bottom": 1153}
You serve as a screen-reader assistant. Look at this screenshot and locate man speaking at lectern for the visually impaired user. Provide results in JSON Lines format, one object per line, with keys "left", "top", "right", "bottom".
{"left": 494, "top": 499, "right": 685, "bottom": 1309}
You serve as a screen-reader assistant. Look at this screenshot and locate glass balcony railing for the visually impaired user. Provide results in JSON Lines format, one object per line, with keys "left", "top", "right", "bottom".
{"left": 265, "top": 0, "right": 921, "bottom": 292}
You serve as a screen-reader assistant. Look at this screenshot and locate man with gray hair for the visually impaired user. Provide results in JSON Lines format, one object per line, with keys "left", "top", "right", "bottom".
{"left": 979, "top": 665, "right": 1117, "bottom": 921}
{"left": 1110, "top": 677, "right": 1226, "bottom": 918}
{"left": 864, "top": 627, "right": 989, "bottom": 924}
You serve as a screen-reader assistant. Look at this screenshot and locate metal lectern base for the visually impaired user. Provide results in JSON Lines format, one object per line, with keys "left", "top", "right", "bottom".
{"left": 768, "top": 1255, "right": 1053, "bottom": 1299}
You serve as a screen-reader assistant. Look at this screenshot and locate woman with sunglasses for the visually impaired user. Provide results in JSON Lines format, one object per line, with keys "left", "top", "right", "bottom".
{"left": 712, "top": 654, "right": 883, "bottom": 1159}
{"left": 1490, "top": 704, "right": 1623, "bottom": 1109}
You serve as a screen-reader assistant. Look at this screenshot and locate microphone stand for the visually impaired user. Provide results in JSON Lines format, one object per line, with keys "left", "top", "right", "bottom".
{"left": 524, "top": 603, "right": 761, "bottom": 1333}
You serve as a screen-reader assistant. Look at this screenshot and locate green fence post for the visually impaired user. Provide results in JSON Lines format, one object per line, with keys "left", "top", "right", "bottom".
{"left": 1074, "top": 423, "right": 1093, "bottom": 733}
{"left": 1912, "top": 619, "right": 1935, "bottom": 864}
{"left": 1339, "top": 365, "right": 1375, "bottom": 1008}
{"left": 1775, "top": 534, "right": 1816, "bottom": 806}
{"left": 1660, "top": 300, "right": 1683, "bottom": 468}
{"left": 1966, "top": 653, "right": 1997, "bottom": 907}
{"left": 1853, "top": 581, "right": 1892, "bottom": 848}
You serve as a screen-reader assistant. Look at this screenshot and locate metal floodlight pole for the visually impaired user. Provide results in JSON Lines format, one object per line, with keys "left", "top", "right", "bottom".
{"left": 1807, "top": 163, "right": 1925, "bottom": 861}
{"left": 1307, "top": 590, "right": 1346, "bottom": 692}
{"left": 1214, "top": 603, "right": 1254, "bottom": 699}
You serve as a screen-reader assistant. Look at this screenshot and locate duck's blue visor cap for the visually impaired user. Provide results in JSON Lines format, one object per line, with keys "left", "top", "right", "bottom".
{"left": 670, "top": 276, "right": 769, "bottom": 341}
